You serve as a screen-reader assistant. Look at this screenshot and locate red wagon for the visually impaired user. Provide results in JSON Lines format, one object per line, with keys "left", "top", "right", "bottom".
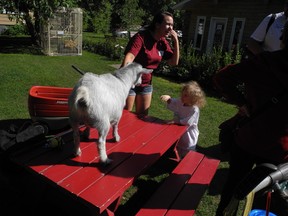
{"left": 28, "top": 86, "right": 73, "bottom": 130}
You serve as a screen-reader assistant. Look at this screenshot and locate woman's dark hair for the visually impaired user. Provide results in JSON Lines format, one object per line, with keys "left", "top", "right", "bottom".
{"left": 147, "top": 11, "right": 173, "bottom": 31}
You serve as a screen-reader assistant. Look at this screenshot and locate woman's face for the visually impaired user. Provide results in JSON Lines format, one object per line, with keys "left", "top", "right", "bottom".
{"left": 156, "top": 15, "right": 174, "bottom": 37}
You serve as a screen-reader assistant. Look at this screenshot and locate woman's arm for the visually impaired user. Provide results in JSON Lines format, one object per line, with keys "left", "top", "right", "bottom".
{"left": 120, "top": 52, "right": 135, "bottom": 68}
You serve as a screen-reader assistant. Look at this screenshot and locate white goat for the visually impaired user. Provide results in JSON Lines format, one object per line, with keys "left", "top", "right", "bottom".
{"left": 68, "top": 63, "right": 152, "bottom": 165}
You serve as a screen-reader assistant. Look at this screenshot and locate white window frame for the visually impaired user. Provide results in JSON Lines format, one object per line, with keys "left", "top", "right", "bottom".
{"left": 229, "top": 18, "right": 246, "bottom": 50}
{"left": 194, "top": 16, "right": 206, "bottom": 50}
{"left": 206, "top": 17, "right": 228, "bottom": 53}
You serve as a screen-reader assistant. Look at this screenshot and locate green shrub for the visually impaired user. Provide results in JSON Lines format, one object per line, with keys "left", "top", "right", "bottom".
{"left": 154, "top": 46, "right": 242, "bottom": 91}
{"left": 2, "top": 24, "right": 28, "bottom": 36}
{"left": 83, "top": 35, "right": 126, "bottom": 60}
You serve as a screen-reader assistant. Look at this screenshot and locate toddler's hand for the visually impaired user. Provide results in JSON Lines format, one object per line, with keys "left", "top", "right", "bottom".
{"left": 160, "top": 95, "right": 171, "bottom": 102}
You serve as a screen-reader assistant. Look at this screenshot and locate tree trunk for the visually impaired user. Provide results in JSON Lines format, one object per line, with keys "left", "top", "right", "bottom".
{"left": 23, "top": 11, "right": 39, "bottom": 46}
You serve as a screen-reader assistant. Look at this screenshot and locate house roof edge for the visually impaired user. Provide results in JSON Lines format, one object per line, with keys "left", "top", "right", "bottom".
{"left": 172, "top": 0, "right": 200, "bottom": 10}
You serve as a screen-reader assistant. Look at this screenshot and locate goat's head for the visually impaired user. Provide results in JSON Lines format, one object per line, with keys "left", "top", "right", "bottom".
{"left": 130, "top": 63, "right": 153, "bottom": 87}
{"left": 133, "top": 67, "right": 153, "bottom": 87}
{"left": 115, "top": 63, "right": 153, "bottom": 88}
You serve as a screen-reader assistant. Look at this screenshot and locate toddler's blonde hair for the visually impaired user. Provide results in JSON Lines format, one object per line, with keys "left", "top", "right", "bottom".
{"left": 181, "top": 81, "right": 206, "bottom": 108}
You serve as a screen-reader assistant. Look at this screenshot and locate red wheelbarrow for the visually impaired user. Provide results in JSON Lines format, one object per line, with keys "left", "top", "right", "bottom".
{"left": 28, "top": 86, "right": 73, "bottom": 131}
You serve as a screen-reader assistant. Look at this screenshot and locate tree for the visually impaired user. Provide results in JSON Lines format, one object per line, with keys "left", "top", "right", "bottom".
{"left": 119, "top": 0, "right": 145, "bottom": 31}
{"left": 96, "top": 1, "right": 112, "bottom": 34}
{"left": 82, "top": 0, "right": 112, "bottom": 34}
{"left": 0, "top": 0, "right": 76, "bottom": 45}
{"left": 139, "top": 0, "right": 184, "bottom": 29}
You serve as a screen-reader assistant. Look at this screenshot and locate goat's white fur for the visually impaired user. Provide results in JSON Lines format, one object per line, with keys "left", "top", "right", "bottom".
{"left": 68, "top": 63, "right": 152, "bottom": 164}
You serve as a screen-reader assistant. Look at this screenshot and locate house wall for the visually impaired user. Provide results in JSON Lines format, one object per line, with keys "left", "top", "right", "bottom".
{"left": 181, "top": 0, "right": 285, "bottom": 52}
{"left": 0, "top": 14, "right": 16, "bottom": 25}
{"left": 0, "top": 14, "right": 17, "bottom": 34}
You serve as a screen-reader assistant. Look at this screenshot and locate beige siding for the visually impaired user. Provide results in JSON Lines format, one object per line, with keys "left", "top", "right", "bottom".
{"left": 181, "top": 0, "right": 284, "bottom": 52}
{"left": 0, "top": 14, "right": 16, "bottom": 26}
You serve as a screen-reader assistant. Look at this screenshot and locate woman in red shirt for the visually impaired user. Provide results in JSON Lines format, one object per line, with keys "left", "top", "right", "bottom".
{"left": 121, "top": 11, "right": 180, "bottom": 116}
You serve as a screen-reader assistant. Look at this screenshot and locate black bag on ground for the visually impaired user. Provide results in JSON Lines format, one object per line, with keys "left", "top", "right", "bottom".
{"left": 0, "top": 122, "right": 48, "bottom": 153}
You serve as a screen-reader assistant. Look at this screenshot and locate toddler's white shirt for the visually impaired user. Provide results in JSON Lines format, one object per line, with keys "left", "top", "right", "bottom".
{"left": 167, "top": 98, "right": 200, "bottom": 150}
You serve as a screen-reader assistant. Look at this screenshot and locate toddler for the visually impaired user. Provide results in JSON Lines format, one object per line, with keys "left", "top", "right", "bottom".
{"left": 160, "top": 81, "right": 206, "bottom": 158}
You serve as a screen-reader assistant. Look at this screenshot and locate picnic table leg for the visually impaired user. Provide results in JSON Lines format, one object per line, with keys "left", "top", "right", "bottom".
{"left": 173, "top": 146, "right": 181, "bottom": 162}
{"left": 103, "top": 194, "right": 123, "bottom": 215}
{"left": 169, "top": 140, "right": 181, "bottom": 162}
{"left": 100, "top": 209, "right": 115, "bottom": 216}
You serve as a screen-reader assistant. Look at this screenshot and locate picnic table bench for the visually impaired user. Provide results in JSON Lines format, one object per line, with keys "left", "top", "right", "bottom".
{"left": 6, "top": 110, "right": 187, "bottom": 215}
{"left": 136, "top": 150, "right": 220, "bottom": 216}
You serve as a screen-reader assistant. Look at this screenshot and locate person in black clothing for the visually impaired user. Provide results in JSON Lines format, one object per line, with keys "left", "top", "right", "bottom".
{"left": 214, "top": 21, "right": 288, "bottom": 216}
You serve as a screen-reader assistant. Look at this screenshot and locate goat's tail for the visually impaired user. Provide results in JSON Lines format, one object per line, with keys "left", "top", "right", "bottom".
{"left": 75, "top": 86, "right": 90, "bottom": 109}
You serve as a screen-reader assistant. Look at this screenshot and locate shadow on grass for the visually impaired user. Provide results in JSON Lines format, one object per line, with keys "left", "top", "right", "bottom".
{"left": 197, "top": 143, "right": 230, "bottom": 162}
{"left": 0, "top": 36, "right": 43, "bottom": 55}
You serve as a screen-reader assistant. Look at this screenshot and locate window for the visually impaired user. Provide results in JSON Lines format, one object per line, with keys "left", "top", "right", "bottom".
{"left": 206, "top": 17, "right": 228, "bottom": 53}
{"left": 229, "top": 18, "right": 245, "bottom": 51}
{"left": 194, "top": 16, "right": 206, "bottom": 50}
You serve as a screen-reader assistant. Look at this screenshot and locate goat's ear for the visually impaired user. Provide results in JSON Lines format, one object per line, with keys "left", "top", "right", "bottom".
{"left": 142, "top": 68, "right": 153, "bottom": 74}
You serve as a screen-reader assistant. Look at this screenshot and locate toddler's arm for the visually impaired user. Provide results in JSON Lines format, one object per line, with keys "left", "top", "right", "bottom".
{"left": 160, "top": 95, "right": 176, "bottom": 124}
{"left": 160, "top": 95, "right": 171, "bottom": 103}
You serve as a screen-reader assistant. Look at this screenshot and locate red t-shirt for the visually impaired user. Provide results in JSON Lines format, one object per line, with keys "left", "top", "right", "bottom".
{"left": 124, "top": 30, "right": 173, "bottom": 85}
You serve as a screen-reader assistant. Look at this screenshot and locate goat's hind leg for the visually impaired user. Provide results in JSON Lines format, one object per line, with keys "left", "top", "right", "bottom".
{"left": 97, "top": 124, "right": 112, "bottom": 165}
{"left": 112, "top": 121, "right": 120, "bottom": 142}
{"left": 71, "top": 123, "right": 82, "bottom": 157}
{"left": 81, "top": 127, "right": 90, "bottom": 140}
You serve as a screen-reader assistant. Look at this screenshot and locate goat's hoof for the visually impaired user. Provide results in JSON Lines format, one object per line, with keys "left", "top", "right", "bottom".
{"left": 114, "top": 136, "right": 120, "bottom": 142}
{"left": 101, "top": 158, "right": 112, "bottom": 166}
{"left": 73, "top": 148, "right": 82, "bottom": 157}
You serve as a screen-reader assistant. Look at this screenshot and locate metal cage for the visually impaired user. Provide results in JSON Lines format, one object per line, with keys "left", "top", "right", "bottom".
{"left": 41, "top": 8, "right": 83, "bottom": 56}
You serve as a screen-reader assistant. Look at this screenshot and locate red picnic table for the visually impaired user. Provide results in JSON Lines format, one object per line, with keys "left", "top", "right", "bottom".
{"left": 7, "top": 110, "right": 186, "bottom": 215}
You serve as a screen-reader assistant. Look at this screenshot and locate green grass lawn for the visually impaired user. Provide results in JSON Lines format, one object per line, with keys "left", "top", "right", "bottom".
{"left": 0, "top": 40, "right": 243, "bottom": 215}
{"left": 0, "top": 50, "right": 121, "bottom": 119}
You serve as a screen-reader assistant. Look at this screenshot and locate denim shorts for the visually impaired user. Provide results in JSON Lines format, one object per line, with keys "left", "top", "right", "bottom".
{"left": 128, "top": 85, "right": 153, "bottom": 96}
